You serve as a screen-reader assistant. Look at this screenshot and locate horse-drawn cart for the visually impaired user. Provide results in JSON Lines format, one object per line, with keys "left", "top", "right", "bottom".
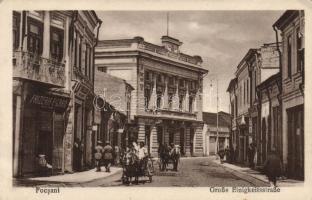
{"left": 158, "top": 145, "right": 181, "bottom": 172}
{"left": 121, "top": 153, "right": 154, "bottom": 185}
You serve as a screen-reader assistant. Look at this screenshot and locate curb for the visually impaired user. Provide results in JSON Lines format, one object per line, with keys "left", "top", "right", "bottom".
{"left": 212, "top": 160, "right": 269, "bottom": 186}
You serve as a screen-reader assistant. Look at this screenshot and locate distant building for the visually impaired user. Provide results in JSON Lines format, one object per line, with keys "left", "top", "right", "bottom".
{"left": 94, "top": 71, "right": 134, "bottom": 149}
{"left": 12, "top": 11, "right": 101, "bottom": 177}
{"left": 95, "top": 36, "right": 208, "bottom": 157}
{"left": 273, "top": 10, "right": 304, "bottom": 180}
{"left": 256, "top": 72, "right": 282, "bottom": 166}
{"left": 229, "top": 43, "right": 281, "bottom": 164}
{"left": 202, "top": 112, "right": 231, "bottom": 156}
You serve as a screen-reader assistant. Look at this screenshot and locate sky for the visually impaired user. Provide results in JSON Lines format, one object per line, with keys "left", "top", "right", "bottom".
{"left": 96, "top": 10, "right": 284, "bottom": 113}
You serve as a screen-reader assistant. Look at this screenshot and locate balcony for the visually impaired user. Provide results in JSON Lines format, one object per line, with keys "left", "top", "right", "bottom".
{"left": 143, "top": 108, "right": 197, "bottom": 121}
{"left": 13, "top": 50, "right": 65, "bottom": 88}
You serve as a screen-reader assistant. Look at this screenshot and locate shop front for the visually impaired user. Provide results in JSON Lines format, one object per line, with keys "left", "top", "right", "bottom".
{"left": 18, "top": 85, "right": 70, "bottom": 177}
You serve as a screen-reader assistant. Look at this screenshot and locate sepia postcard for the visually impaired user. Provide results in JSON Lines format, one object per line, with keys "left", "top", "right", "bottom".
{"left": 0, "top": 0, "right": 311, "bottom": 200}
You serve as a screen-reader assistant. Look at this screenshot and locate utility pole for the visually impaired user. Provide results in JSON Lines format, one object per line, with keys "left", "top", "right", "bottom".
{"left": 216, "top": 79, "right": 219, "bottom": 154}
{"left": 167, "top": 12, "right": 169, "bottom": 36}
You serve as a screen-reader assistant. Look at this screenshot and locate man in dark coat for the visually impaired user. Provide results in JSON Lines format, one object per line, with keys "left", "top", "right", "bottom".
{"left": 264, "top": 149, "right": 282, "bottom": 187}
{"left": 103, "top": 141, "right": 114, "bottom": 172}
{"left": 94, "top": 141, "right": 104, "bottom": 172}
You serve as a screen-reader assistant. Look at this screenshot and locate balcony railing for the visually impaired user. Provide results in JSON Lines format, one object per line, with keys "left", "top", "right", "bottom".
{"left": 13, "top": 50, "right": 65, "bottom": 87}
{"left": 153, "top": 108, "right": 197, "bottom": 120}
{"left": 137, "top": 42, "right": 199, "bottom": 66}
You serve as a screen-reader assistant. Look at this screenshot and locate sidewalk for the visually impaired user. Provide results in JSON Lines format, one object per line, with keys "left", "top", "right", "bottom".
{"left": 14, "top": 166, "right": 122, "bottom": 187}
{"left": 211, "top": 157, "right": 304, "bottom": 187}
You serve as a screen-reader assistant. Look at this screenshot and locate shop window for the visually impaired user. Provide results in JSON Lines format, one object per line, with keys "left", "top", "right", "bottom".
{"left": 50, "top": 27, "right": 64, "bottom": 62}
{"left": 27, "top": 18, "right": 43, "bottom": 56}
{"left": 13, "top": 12, "right": 20, "bottom": 50}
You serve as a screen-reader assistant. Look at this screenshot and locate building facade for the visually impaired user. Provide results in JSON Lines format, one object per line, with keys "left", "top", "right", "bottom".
{"left": 94, "top": 71, "right": 133, "bottom": 149}
{"left": 230, "top": 43, "right": 280, "bottom": 164}
{"left": 256, "top": 73, "right": 282, "bottom": 166}
{"left": 12, "top": 11, "right": 101, "bottom": 177}
{"left": 95, "top": 36, "right": 208, "bottom": 157}
{"left": 273, "top": 10, "right": 305, "bottom": 180}
{"left": 202, "top": 112, "right": 231, "bottom": 156}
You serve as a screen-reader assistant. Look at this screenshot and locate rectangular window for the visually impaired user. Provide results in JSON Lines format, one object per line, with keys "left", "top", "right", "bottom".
{"left": 13, "top": 12, "right": 20, "bottom": 50}
{"left": 296, "top": 27, "right": 303, "bottom": 72}
{"left": 27, "top": 18, "right": 43, "bottom": 55}
{"left": 74, "top": 33, "right": 78, "bottom": 68}
{"left": 145, "top": 71, "right": 151, "bottom": 81}
{"left": 287, "top": 35, "right": 292, "bottom": 78}
{"left": 179, "top": 95, "right": 184, "bottom": 111}
{"left": 247, "top": 79, "right": 249, "bottom": 104}
{"left": 144, "top": 89, "right": 150, "bottom": 109}
{"left": 78, "top": 36, "right": 82, "bottom": 71}
{"left": 168, "top": 76, "right": 175, "bottom": 86}
{"left": 85, "top": 44, "right": 89, "bottom": 77}
{"left": 189, "top": 96, "right": 193, "bottom": 113}
{"left": 89, "top": 46, "right": 92, "bottom": 80}
{"left": 168, "top": 95, "right": 173, "bottom": 110}
{"left": 50, "top": 27, "right": 64, "bottom": 62}
{"left": 243, "top": 81, "right": 246, "bottom": 105}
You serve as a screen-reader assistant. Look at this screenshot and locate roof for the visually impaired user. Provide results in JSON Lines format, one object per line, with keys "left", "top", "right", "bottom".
{"left": 95, "top": 71, "right": 134, "bottom": 90}
{"left": 273, "top": 10, "right": 300, "bottom": 30}
{"left": 203, "top": 112, "right": 231, "bottom": 127}
{"left": 257, "top": 72, "right": 281, "bottom": 90}
{"left": 226, "top": 78, "right": 237, "bottom": 92}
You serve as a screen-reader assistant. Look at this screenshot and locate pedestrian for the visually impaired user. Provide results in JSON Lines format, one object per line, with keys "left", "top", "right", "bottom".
{"left": 225, "top": 146, "right": 230, "bottom": 163}
{"left": 73, "top": 138, "right": 82, "bottom": 172}
{"left": 137, "top": 141, "right": 148, "bottom": 171}
{"left": 248, "top": 143, "right": 255, "bottom": 168}
{"left": 94, "top": 141, "right": 104, "bottom": 172}
{"left": 218, "top": 148, "right": 225, "bottom": 164}
{"left": 264, "top": 148, "right": 282, "bottom": 187}
{"left": 103, "top": 141, "right": 113, "bottom": 172}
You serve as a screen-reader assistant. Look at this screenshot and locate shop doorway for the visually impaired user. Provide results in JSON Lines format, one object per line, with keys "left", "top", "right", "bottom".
{"left": 190, "top": 128, "right": 194, "bottom": 156}
{"left": 287, "top": 105, "right": 304, "bottom": 180}
{"left": 180, "top": 127, "right": 185, "bottom": 155}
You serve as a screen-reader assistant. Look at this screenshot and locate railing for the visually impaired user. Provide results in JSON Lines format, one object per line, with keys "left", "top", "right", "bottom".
{"left": 154, "top": 108, "right": 197, "bottom": 120}
{"left": 137, "top": 42, "right": 199, "bottom": 66}
{"left": 13, "top": 50, "right": 65, "bottom": 87}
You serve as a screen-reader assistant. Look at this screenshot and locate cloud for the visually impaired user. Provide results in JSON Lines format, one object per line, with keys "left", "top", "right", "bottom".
{"left": 95, "top": 10, "right": 284, "bottom": 112}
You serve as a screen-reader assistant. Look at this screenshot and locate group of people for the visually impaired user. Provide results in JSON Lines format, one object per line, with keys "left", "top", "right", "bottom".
{"left": 94, "top": 141, "right": 114, "bottom": 172}
{"left": 122, "top": 141, "right": 149, "bottom": 171}
{"left": 217, "top": 143, "right": 283, "bottom": 187}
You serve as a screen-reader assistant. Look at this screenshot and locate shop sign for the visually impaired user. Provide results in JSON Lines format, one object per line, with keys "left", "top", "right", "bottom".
{"left": 28, "top": 94, "right": 69, "bottom": 111}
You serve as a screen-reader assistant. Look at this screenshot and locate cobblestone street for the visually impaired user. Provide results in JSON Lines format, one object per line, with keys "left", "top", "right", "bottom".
{"left": 18, "top": 157, "right": 267, "bottom": 187}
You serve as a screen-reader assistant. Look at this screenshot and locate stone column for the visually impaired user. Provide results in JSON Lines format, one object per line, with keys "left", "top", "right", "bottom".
{"left": 64, "top": 16, "right": 70, "bottom": 90}
{"left": 162, "top": 76, "right": 168, "bottom": 109}
{"left": 137, "top": 121, "right": 145, "bottom": 142}
{"left": 148, "top": 74, "right": 156, "bottom": 110}
{"left": 13, "top": 84, "right": 22, "bottom": 177}
{"left": 164, "top": 123, "right": 170, "bottom": 145}
{"left": 185, "top": 84, "right": 190, "bottom": 112}
{"left": 42, "top": 11, "right": 50, "bottom": 58}
{"left": 193, "top": 124, "right": 204, "bottom": 156}
{"left": 172, "top": 79, "right": 179, "bottom": 110}
{"left": 174, "top": 125, "right": 180, "bottom": 145}
{"left": 150, "top": 125, "right": 158, "bottom": 157}
{"left": 185, "top": 126, "right": 191, "bottom": 156}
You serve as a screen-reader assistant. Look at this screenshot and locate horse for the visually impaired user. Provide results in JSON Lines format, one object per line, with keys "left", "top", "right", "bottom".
{"left": 158, "top": 144, "right": 170, "bottom": 171}
{"left": 159, "top": 144, "right": 181, "bottom": 171}
{"left": 121, "top": 151, "right": 139, "bottom": 185}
